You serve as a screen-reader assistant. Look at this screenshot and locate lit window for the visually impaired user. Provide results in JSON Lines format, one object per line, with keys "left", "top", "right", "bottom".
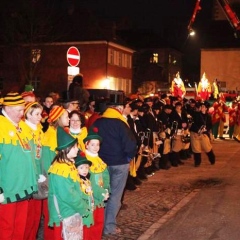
{"left": 32, "top": 49, "right": 41, "bottom": 63}
{"left": 153, "top": 53, "right": 158, "bottom": 63}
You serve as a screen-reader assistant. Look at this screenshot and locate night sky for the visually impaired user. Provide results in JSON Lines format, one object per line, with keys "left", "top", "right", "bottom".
{"left": 79, "top": 0, "right": 240, "bottom": 80}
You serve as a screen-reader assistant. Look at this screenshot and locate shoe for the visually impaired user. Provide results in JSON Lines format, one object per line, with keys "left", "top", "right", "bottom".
{"left": 132, "top": 177, "right": 142, "bottom": 185}
{"left": 219, "top": 137, "right": 225, "bottom": 140}
{"left": 104, "top": 227, "right": 122, "bottom": 235}
{"left": 138, "top": 174, "right": 148, "bottom": 181}
{"left": 147, "top": 172, "right": 155, "bottom": 177}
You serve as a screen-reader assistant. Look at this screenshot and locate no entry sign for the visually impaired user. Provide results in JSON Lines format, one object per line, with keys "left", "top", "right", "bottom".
{"left": 66, "top": 46, "right": 80, "bottom": 67}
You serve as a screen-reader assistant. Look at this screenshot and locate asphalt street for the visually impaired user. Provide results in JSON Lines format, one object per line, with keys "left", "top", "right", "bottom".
{"left": 150, "top": 138, "right": 240, "bottom": 240}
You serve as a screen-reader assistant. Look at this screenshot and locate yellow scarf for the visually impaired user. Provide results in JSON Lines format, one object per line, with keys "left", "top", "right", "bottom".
{"left": 102, "top": 107, "right": 129, "bottom": 127}
{"left": 85, "top": 154, "right": 107, "bottom": 173}
{"left": 48, "top": 161, "right": 80, "bottom": 182}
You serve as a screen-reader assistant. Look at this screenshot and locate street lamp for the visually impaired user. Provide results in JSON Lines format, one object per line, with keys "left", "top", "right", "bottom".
{"left": 189, "top": 28, "right": 196, "bottom": 36}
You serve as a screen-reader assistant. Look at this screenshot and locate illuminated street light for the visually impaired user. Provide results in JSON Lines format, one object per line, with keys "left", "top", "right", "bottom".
{"left": 189, "top": 28, "right": 195, "bottom": 36}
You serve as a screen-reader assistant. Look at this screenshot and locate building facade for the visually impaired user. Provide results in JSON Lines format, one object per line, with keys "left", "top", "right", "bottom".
{"left": 133, "top": 48, "right": 182, "bottom": 95}
{"left": 0, "top": 41, "right": 134, "bottom": 97}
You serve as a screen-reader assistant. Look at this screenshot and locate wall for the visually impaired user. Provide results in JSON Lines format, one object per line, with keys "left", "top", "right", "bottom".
{"left": 201, "top": 48, "right": 240, "bottom": 91}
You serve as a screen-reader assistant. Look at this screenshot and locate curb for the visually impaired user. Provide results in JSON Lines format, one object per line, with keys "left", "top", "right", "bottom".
{"left": 137, "top": 189, "right": 200, "bottom": 240}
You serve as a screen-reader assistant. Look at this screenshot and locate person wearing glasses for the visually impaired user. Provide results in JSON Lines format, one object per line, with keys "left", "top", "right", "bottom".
{"left": 65, "top": 110, "right": 88, "bottom": 152}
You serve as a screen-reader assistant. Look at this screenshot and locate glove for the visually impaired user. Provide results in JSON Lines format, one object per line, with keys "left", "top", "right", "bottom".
{"left": 102, "top": 189, "right": 109, "bottom": 201}
{"left": 0, "top": 193, "right": 5, "bottom": 203}
{"left": 155, "top": 140, "right": 163, "bottom": 146}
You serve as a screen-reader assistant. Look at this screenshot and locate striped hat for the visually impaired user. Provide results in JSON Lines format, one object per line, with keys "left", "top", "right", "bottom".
{"left": 47, "top": 106, "right": 66, "bottom": 123}
{"left": 24, "top": 101, "right": 39, "bottom": 116}
{"left": 3, "top": 92, "right": 25, "bottom": 106}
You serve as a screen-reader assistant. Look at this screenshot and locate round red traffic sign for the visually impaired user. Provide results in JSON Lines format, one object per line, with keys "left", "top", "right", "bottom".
{"left": 66, "top": 46, "right": 80, "bottom": 67}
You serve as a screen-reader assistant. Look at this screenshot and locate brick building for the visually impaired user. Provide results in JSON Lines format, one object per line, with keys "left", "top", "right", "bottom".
{"left": 0, "top": 40, "right": 134, "bottom": 97}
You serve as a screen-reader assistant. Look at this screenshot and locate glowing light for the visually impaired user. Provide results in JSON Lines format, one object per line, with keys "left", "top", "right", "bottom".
{"left": 102, "top": 78, "right": 110, "bottom": 89}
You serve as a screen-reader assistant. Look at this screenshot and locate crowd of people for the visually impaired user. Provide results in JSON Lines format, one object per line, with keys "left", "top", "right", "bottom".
{"left": 0, "top": 72, "right": 240, "bottom": 240}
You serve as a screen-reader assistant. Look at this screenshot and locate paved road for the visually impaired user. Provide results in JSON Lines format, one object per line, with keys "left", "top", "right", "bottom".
{"left": 150, "top": 138, "right": 240, "bottom": 240}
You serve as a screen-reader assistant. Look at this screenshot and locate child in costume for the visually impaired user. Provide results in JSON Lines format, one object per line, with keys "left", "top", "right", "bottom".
{"left": 83, "top": 126, "right": 110, "bottom": 240}
{"left": 48, "top": 126, "right": 89, "bottom": 240}
{"left": 23, "top": 101, "right": 45, "bottom": 240}
{"left": 75, "top": 151, "right": 95, "bottom": 239}
{"left": 41, "top": 106, "right": 70, "bottom": 239}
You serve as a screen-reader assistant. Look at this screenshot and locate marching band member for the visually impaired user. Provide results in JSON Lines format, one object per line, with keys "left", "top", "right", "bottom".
{"left": 169, "top": 101, "right": 189, "bottom": 167}
{"left": 189, "top": 102, "right": 215, "bottom": 167}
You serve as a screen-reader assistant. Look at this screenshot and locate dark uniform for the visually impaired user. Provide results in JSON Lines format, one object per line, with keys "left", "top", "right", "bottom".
{"left": 189, "top": 102, "right": 215, "bottom": 167}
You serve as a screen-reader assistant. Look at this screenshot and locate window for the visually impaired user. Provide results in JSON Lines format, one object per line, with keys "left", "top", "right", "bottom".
{"left": 126, "top": 55, "right": 132, "bottom": 68}
{"left": 108, "top": 49, "right": 114, "bottom": 64}
{"left": 150, "top": 53, "right": 158, "bottom": 63}
{"left": 119, "top": 52, "right": 122, "bottom": 67}
{"left": 31, "top": 49, "right": 41, "bottom": 63}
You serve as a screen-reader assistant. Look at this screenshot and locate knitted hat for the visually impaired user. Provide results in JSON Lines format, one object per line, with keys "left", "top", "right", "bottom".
{"left": 24, "top": 101, "right": 39, "bottom": 116}
{"left": 24, "top": 84, "right": 34, "bottom": 92}
{"left": 83, "top": 126, "right": 102, "bottom": 143}
{"left": 75, "top": 151, "right": 92, "bottom": 168}
{"left": 47, "top": 106, "right": 66, "bottom": 123}
{"left": 3, "top": 92, "right": 25, "bottom": 106}
{"left": 56, "top": 126, "right": 78, "bottom": 151}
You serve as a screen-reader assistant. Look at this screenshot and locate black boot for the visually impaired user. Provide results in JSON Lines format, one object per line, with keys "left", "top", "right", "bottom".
{"left": 159, "top": 154, "right": 171, "bottom": 170}
{"left": 194, "top": 153, "right": 201, "bottom": 167}
{"left": 179, "top": 150, "right": 187, "bottom": 160}
{"left": 125, "top": 175, "right": 137, "bottom": 191}
{"left": 169, "top": 151, "right": 179, "bottom": 167}
{"left": 206, "top": 150, "right": 215, "bottom": 165}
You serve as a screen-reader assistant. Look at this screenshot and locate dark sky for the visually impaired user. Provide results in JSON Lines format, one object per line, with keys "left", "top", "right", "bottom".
{"left": 79, "top": 0, "right": 213, "bottom": 35}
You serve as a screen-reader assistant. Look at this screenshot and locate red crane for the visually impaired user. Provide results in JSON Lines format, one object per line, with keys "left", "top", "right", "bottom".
{"left": 189, "top": 0, "right": 240, "bottom": 37}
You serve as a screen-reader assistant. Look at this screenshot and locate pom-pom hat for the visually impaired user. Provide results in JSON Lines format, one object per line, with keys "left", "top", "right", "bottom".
{"left": 48, "top": 106, "right": 66, "bottom": 123}
{"left": 83, "top": 126, "right": 102, "bottom": 144}
{"left": 75, "top": 151, "right": 92, "bottom": 168}
{"left": 56, "top": 126, "right": 77, "bottom": 151}
{"left": 3, "top": 92, "right": 25, "bottom": 106}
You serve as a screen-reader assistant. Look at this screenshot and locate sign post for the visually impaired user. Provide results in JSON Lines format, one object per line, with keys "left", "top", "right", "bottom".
{"left": 66, "top": 46, "right": 80, "bottom": 88}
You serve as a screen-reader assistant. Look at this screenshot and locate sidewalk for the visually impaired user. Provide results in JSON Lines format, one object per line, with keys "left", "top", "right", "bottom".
{"left": 102, "top": 137, "right": 240, "bottom": 240}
